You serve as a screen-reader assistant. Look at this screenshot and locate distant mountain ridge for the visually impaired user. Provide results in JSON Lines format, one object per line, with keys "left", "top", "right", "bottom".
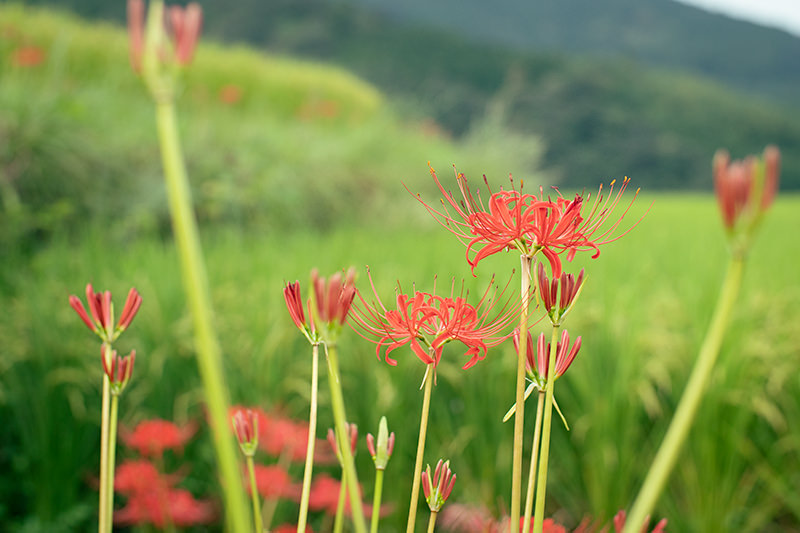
{"left": 347, "top": 0, "right": 800, "bottom": 106}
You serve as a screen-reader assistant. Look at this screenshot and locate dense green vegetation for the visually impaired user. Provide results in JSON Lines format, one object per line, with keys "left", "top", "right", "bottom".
{"left": 19, "top": 0, "right": 800, "bottom": 190}
{"left": 1, "top": 5, "right": 799, "bottom": 533}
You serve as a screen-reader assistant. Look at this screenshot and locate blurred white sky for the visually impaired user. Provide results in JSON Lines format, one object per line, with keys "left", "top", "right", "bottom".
{"left": 677, "top": 0, "right": 800, "bottom": 36}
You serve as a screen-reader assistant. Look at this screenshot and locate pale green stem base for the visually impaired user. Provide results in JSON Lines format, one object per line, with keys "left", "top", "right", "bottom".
{"left": 155, "top": 100, "right": 249, "bottom": 533}
{"left": 297, "top": 344, "right": 320, "bottom": 533}
{"left": 532, "top": 324, "right": 561, "bottom": 533}
{"left": 510, "top": 255, "right": 533, "bottom": 528}
{"left": 334, "top": 474, "right": 347, "bottom": 533}
{"left": 427, "top": 510, "right": 438, "bottom": 533}
{"left": 623, "top": 257, "right": 745, "bottom": 532}
{"left": 370, "top": 469, "right": 385, "bottom": 533}
{"left": 98, "top": 367, "right": 111, "bottom": 533}
{"left": 106, "top": 394, "right": 120, "bottom": 530}
{"left": 406, "top": 363, "right": 435, "bottom": 533}
{"left": 325, "top": 344, "right": 368, "bottom": 533}
{"left": 246, "top": 456, "right": 263, "bottom": 533}
{"left": 522, "top": 391, "right": 545, "bottom": 533}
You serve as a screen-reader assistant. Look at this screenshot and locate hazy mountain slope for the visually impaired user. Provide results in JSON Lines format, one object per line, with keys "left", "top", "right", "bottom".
{"left": 348, "top": 0, "right": 800, "bottom": 105}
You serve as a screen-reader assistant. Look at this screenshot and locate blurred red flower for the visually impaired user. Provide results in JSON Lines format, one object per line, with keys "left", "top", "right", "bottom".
{"left": 114, "top": 487, "right": 216, "bottom": 527}
{"left": 307, "top": 474, "right": 388, "bottom": 518}
{"left": 119, "top": 419, "right": 197, "bottom": 457}
{"left": 248, "top": 464, "right": 301, "bottom": 501}
{"left": 11, "top": 45, "right": 45, "bottom": 67}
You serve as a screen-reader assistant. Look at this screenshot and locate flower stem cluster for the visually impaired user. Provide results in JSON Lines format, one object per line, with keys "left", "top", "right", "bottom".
{"left": 366, "top": 416, "right": 396, "bottom": 471}
{"left": 421, "top": 459, "right": 456, "bottom": 513}
{"left": 713, "top": 145, "right": 780, "bottom": 255}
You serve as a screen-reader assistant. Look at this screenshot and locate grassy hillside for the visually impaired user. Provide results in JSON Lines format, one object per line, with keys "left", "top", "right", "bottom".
{"left": 0, "top": 3, "right": 544, "bottom": 254}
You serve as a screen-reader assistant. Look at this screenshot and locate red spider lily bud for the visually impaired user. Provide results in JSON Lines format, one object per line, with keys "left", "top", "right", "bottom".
{"left": 516, "top": 330, "right": 581, "bottom": 386}
{"left": 127, "top": 0, "right": 144, "bottom": 72}
{"left": 536, "top": 262, "right": 584, "bottom": 325}
{"left": 70, "top": 284, "right": 142, "bottom": 342}
{"left": 327, "top": 423, "right": 358, "bottom": 463}
{"left": 613, "top": 510, "right": 667, "bottom": 533}
{"left": 366, "top": 416, "right": 394, "bottom": 470}
{"left": 231, "top": 408, "right": 259, "bottom": 457}
{"left": 117, "top": 288, "right": 143, "bottom": 332}
{"left": 422, "top": 459, "right": 456, "bottom": 512}
{"left": 310, "top": 268, "right": 357, "bottom": 343}
{"left": 283, "top": 281, "right": 320, "bottom": 345}
{"left": 169, "top": 3, "right": 202, "bottom": 66}
{"left": 103, "top": 349, "right": 136, "bottom": 395}
{"left": 713, "top": 145, "right": 780, "bottom": 237}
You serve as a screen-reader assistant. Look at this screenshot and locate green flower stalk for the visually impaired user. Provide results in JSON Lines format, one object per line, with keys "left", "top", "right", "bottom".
{"left": 282, "top": 280, "right": 322, "bottom": 533}
{"left": 69, "top": 284, "right": 141, "bottom": 533}
{"left": 128, "top": 1, "right": 249, "bottom": 531}
{"left": 421, "top": 459, "right": 457, "bottom": 533}
{"left": 308, "top": 268, "right": 367, "bottom": 533}
{"left": 367, "top": 417, "right": 395, "bottom": 533}
{"left": 327, "top": 424, "right": 359, "bottom": 533}
{"left": 624, "top": 147, "right": 780, "bottom": 533}
{"left": 232, "top": 409, "right": 262, "bottom": 533}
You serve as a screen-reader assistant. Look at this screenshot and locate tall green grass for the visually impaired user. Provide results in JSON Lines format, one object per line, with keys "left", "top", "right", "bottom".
{"left": 1, "top": 193, "right": 798, "bottom": 531}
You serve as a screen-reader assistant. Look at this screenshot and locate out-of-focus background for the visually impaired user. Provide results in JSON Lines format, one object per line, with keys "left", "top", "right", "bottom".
{"left": 0, "top": 1, "right": 798, "bottom": 532}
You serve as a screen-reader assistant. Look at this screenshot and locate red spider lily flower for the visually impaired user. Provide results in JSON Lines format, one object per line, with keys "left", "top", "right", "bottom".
{"left": 536, "top": 262, "right": 585, "bottom": 324}
{"left": 414, "top": 165, "right": 641, "bottom": 278}
{"left": 367, "top": 416, "right": 395, "bottom": 470}
{"left": 308, "top": 474, "right": 386, "bottom": 517}
{"left": 526, "top": 179, "right": 640, "bottom": 278}
{"left": 127, "top": 0, "right": 202, "bottom": 72}
{"left": 310, "top": 268, "right": 357, "bottom": 340}
{"left": 351, "top": 269, "right": 521, "bottom": 370}
{"left": 69, "top": 284, "right": 142, "bottom": 341}
{"left": 421, "top": 459, "right": 456, "bottom": 512}
{"left": 114, "top": 487, "right": 216, "bottom": 527}
{"left": 327, "top": 423, "right": 358, "bottom": 461}
{"left": 283, "top": 280, "right": 320, "bottom": 344}
{"left": 102, "top": 348, "right": 136, "bottom": 395}
{"left": 120, "top": 419, "right": 197, "bottom": 457}
{"left": 114, "top": 460, "right": 165, "bottom": 494}
{"left": 713, "top": 145, "right": 780, "bottom": 234}
{"left": 514, "top": 330, "right": 581, "bottom": 385}
{"left": 248, "top": 464, "right": 301, "bottom": 501}
{"left": 273, "top": 525, "right": 312, "bottom": 533}
{"left": 613, "top": 510, "right": 667, "bottom": 533}
{"left": 231, "top": 408, "right": 258, "bottom": 457}
{"left": 11, "top": 45, "right": 45, "bottom": 67}
{"left": 239, "top": 407, "right": 334, "bottom": 464}
{"left": 413, "top": 165, "right": 543, "bottom": 275}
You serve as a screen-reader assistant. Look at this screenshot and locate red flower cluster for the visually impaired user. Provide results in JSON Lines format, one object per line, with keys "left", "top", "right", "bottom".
{"left": 230, "top": 406, "right": 335, "bottom": 464}
{"left": 514, "top": 330, "right": 581, "bottom": 386}
{"left": 69, "top": 284, "right": 142, "bottom": 342}
{"left": 307, "top": 473, "right": 388, "bottom": 518}
{"left": 249, "top": 464, "right": 301, "bottom": 500}
{"left": 351, "top": 270, "right": 520, "bottom": 369}
{"left": 114, "top": 431, "right": 215, "bottom": 528}
{"left": 119, "top": 419, "right": 197, "bottom": 457}
{"left": 713, "top": 145, "right": 780, "bottom": 231}
{"left": 127, "top": 0, "right": 202, "bottom": 72}
{"left": 416, "top": 165, "right": 640, "bottom": 277}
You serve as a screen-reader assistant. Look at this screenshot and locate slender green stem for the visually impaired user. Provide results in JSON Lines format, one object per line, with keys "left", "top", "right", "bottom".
{"left": 98, "top": 343, "right": 112, "bottom": 533}
{"left": 511, "top": 255, "right": 533, "bottom": 528}
{"left": 522, "top": 390, "right": 545, "bottom": 533}
{"left": 325, "top": 344, "right": 368, "bottom": 533}
{"left": 370, "top": 469, "right": 385, "bottom": 533}
{"left": 106, "top": 394, "right": 120, "bottom": 530}
{"left": 334, "top": 473, "right": 347, "bottom": 533}
{"left": 427, "top": 510, "right": 438, "bottom": 533}
{"left": 532, "top": 324, "right": 561, "bottom": 533}
{"left": 406, "top": 363, "right": 435, "bottom": 533}
{"left": 297, "top": 343, "right": 320, "bottom": 533}
{"left": 623, "top": 256, "right": 745, "bottom": 532}
{"left": 246, "top": 456, "right": 263, "bottom": 533}
{"left": 154, "top": 100, "right": 249, "bottom": 533}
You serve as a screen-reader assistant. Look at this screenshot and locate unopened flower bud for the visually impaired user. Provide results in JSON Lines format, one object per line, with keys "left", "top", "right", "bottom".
{"left": 421, "top": 459, "right": 456, "bottom": 512}
{"left": 367, "top": 416, "right": 395, "bottom": 470}
{"left": 232, "top": 408, "right": 258, "bottom": 457}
